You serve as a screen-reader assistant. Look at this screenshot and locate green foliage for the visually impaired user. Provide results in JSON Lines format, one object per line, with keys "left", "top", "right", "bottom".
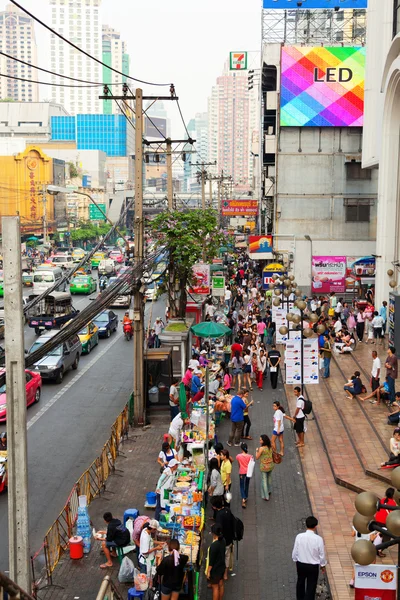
{"left": 68, "top": 161, "right": 79, "bottom": 179}
{"left": 70, "top": 222, "right": 112, "bottom": 243}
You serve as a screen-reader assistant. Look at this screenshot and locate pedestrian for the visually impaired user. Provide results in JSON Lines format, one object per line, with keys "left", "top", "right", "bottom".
{"left": 242, "top": 349, "right": 252, "bottom": 389}
{"left": 232, "top": 351, "right": 244, "bottom": 391}
{"left": 139, "top": 519, "right": 164, "bottom": 574}
{"left": 167, "top": 412, "right": 189, "bottom": 449}
{"left": 257, "top": 317, "right": 267, "bottom": 343}
{"left": 155, "top": 460, "right": 179, "bottom": 520}
{"left": 380, "top": 300, "right": 388, "bottom": 334}
{"left": 255, "top": 434, "right": 274, "bottom": 500}
{"left": 335, "top": 297, "right": 343, "bottom": 320}
{"left": 206, "top": 524, "right": 226, "bottom": 600}
{"left": 155, "top": 539, "right": 189, "bottom": 600}
{"left": 372, "top": 311, "right": 385, "bottom": 345}
{"left": 343, "top": 370, "right": 363, "bottom": 400}
{"left": 365, "top": 316, "right": 374, "bottom": 344}
{"left": 256, "top": 349, "right": 267, "bottom": 391}
{"left": 292, "top": 516, "right": 326, "bottom": 600}
{"left": 157, "top": 441, "right": 178, "bottom": 469}
{"left": 208, "top": 457, "right": 224, "bottom": 516}
{"left": 220, "top": 449, "right": 232, "bottom": 498}
{"left": 99, "top": 511, "right": 131, "bottom": 569}
{"left": 154, "top": 317, "right": 164, "bottom": 348}
{"left": 267, "top": 344, "right": 281, "bottom": 389}
{"left": 321, "top": 333, "right": 332, "bottom": 379}
{"left": 356, "top": 309, "right": 365, "bottom": 342}
{"left": 212, "top": 497, "right": 236, "bottom": 579}
{"left": 271, "top": 401, "right": 285, "bottom": 456}
{"left": 169, "top": 378, "right": 180, "bottom": 421}
{"left": 371, "top": 350, "right": 381, "bottom": 398}
{"left": 288, "top": 386, "right": 306, "bottom": 448}
{"left": 222, "top": 368, "right": 232, "bottom": 394}
{"left": 224, "top": 286, "right": 232, "bottom": 311}
{"left": 236, "top": 442, "right": 253, "bottom": 508}
{"left": 380, "top": 429, "right": 400, "bottom": 468}
{"left": 242, "top": 394, "right": 254, "bottom": 440}
{"left": 191, "top": 369, "right": 203, "bottom": 398}
{"left": 385, "top": 346, "right": 398, "bottom": 406}
{"left": 227, "top": 388, "right": 249, "bottom": 447}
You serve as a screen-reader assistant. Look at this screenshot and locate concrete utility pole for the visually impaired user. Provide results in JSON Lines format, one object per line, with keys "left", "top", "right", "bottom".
{"left": 201, "top": 169, "right": 206, "bottom": 211}
{"left": 133, "top": 88, "right": 145, "bottom": 426}
{"left": 166, "top": 138, "right": 173, "bottom": 210}
{"left": 209, "top": 176, "right": 213, "bottom": 208}
{"left": 217, "top": 177, "right": 222, "bottom": 226}
{"left": 3, "top": 216, "right": 31, "bottom": 592}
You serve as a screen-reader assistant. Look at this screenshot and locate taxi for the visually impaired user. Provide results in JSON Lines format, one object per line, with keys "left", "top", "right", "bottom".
{"left": 72, "top": 248, "right": 86, "bottom": 262}
{"left": 91, "top": 252, "right": 106, "bottom": 269}
{"left": 70, "top": 275, "right": 97, "bottom": 295}
{"left": 77, "top": 321, "right": 99, "bottom": 354}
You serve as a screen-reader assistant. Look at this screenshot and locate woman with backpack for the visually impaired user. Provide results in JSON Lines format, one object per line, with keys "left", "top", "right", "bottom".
{"left": 255, "top": 434, "right": 275, "bottom": 500}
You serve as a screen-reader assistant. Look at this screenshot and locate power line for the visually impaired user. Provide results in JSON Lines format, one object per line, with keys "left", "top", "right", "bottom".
{"left": 0, "top": 51, "right": 122, "bottom": 86}
{"left": 10, "top": 0, "right": 172, "bottom": 88}
{"left": 0, "top": 72, "right": 103, "bottom": 88}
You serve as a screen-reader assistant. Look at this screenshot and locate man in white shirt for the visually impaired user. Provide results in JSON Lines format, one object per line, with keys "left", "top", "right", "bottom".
{"left": 289, "top": 387, "right": 306, "bottom": 448}
{"left": 153, "top": 317, "right": 164, "bottom": 348}
{"left": 168, "top": 413, "right": 188, "bottom": 449}
{"left": 224, "top": 287, "right": 232, "bottom": 310}
{"left": 372, "top": 311, "right": 384, "bottom": 345}
{"left": 169, "top": 379, "right": 180, "bottom": 420}
{"left": 292, "top": 516, "right": 326, "bottom": 600}
{"left": 333, "top": 318, "right": 342, "bottom": 335}
{"left": 370, "top": 350, "right": 381, "bottom": 402}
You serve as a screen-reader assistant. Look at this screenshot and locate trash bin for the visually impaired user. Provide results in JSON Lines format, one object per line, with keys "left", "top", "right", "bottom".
{"left": 148, "top": 386, "right": 159, "bottom": 403}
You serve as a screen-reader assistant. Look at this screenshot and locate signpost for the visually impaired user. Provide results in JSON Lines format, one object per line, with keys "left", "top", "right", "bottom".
{"left": 212, "top": 275, "right": 225, "bottom": 297}
{"left": 89, "top": 203, "right": 107, "bottom": 221}
{"left": 230, "top": 52, "right": 248, "bottom": 70}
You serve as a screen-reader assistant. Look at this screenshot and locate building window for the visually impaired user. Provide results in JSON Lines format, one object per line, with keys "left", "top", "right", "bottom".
{"left": 344, "top": 199, "right": 372, "bottom": 223}
{"left": 345, "top": 161, "right": 372, "bottom": 180}
{"left": 394, "top": 0, "right": 400, "bottom": 37}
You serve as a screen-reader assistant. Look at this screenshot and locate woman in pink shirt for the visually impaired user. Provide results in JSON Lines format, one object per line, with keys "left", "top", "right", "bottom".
{"left": 182, "top": 366, "right": 194, "bottom": 388}
{"left": 236, "top": 443, "right": 253, "bottom": 508}
{"left": 257, "top": 319, "right": 266, "bottom": 343}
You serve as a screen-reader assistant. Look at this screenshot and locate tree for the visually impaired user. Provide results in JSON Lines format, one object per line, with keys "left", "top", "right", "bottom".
{"left": 149, "top": 209, "right": 227, "bottom": 319}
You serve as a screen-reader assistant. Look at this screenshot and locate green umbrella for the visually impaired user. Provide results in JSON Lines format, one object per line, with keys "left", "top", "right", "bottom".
{"left": 190, "top": 321, "right": 231, "bottom": 338}
{"left": 26, "top": 236, "right": 39, "bottom": 242}
{"left": 179, "top": 382, "right": 188, "bottom": 419}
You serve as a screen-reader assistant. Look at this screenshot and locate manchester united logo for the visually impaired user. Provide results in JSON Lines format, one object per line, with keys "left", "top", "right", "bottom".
{"left": 381, "top": 570, "right": 394, "bottom": 583}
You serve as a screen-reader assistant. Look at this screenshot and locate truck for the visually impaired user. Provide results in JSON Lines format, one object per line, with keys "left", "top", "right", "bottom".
{"left": 26, "top": 292, "right": 79, "bottom": 335}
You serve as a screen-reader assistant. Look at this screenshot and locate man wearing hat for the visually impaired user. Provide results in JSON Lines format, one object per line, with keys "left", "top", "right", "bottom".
{"left": 191, "top": 369, "right": 203, "bottom": 397}
{"left": 138, "top": 518, "right": 165, "bottom": 574}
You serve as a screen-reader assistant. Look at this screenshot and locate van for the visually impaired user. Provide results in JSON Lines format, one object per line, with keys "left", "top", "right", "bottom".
{"left": 33, "top": 267, "right": 66, "bottom": 292}
{"left": 29, "top": 330, "right": 82, "bottom": 383}
{"left": 51, "top": 255, "right": 74, "bottom": 269}
{"left": 98, "top": 259, "right": 117, "bottom": 277}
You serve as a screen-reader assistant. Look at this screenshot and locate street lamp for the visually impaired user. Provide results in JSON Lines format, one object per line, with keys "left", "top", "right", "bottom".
{"left": 352, "top": 468, "right": 400, "bottom": 598}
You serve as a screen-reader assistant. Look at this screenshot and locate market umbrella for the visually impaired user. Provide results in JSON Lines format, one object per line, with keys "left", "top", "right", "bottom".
{"left": 190, "top": 321, "right": 231, "bottom": 338}
{"left": 26, "top": 236, "right": 39, "bottom": 242}
{"left": 179, "top": 382, "right": 188, "bottom": 419}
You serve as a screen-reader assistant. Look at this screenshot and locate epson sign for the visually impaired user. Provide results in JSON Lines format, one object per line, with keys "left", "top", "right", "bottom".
{"left": 357, "top": 571, "right": 377, "bottom": 578}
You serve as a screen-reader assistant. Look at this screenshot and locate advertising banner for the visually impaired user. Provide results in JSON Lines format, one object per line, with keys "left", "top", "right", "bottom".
{"left": 285, "top": 338, "right": 319, "bottom": 385}
{"left": 222, "top": 200, "right": 258, "bottom": 216}
{"left": 144, "top": 116, "right": 167, "bottom": 139}
{"left": 262, "top": 263, "right": 286, "bottom": 290}
{"left": 212, "top": 275, "right": 225, "bottom": 297}
{"left": 312, "top": 256, "right": 346, "bottom": 293}
{"left": 355, "top": 564, "right": 396, "bottom": 599}
{"left": 249, "top": 235, "right": 273, "bottom": 259}
{"left": 263, "top": 0, "right": 367, "bottom": 7}
{"left": 230, "top": 52, "right": 247, "bottom": 70}
{"left": 190, "top": 264, "right": 210, "bottom": 295}
{"left": 281, "top": 46, "right": 365, "bottom": 127}
{"left": 272, "top": 298, "right": 301, "bottom": 344}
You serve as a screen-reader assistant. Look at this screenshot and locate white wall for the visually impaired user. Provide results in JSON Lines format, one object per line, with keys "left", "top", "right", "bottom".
{"left": 44, "top": 149, "right": 107, "bottom": 188}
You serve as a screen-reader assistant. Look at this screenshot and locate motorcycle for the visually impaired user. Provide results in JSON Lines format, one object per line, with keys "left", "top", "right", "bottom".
{"left": 123, "top": 321, "right": 133, "bottom": 341}
{"left": 0, "top": 452, "right": 7, "bottom": 493}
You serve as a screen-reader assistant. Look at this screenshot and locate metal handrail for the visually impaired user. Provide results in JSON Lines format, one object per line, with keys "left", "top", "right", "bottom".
{"left": 0, "top": 571, "right": 35, "bottom": 600}
{"left": 95, "top": 575, "right": 124, "bottom": 600}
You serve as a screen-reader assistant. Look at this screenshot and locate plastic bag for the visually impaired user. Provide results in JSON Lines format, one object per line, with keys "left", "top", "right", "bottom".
{"left": 246, "top": 457, "right": 255, "bottom": 478}
{"left": 134, "top": 567, "right": 149, "bottom": 591}
{"left": 118, "top": 556, "right": 135, "bottom": 583}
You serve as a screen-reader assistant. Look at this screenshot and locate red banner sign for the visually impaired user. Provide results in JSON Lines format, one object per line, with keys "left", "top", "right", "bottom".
{"left": 221, "top": 200, "right": 258, "bottom": 216}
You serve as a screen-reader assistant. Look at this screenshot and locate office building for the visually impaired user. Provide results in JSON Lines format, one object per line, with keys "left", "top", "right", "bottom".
{"left": 50, "top": 0, "right": 102, "bottom": 115}
{"left": 102, "top": 25, "right": 130, "bottom": 115}
{"left": 0, "top": 101, "right": 69, "bottom": 141}
{"left": 0, "top": 3, "right": 38, "bottom": 102}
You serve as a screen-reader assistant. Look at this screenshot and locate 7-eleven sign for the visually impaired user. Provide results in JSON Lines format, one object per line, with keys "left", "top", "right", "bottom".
{"left": 230, "top": 52, "right": 248, "bottom": 70}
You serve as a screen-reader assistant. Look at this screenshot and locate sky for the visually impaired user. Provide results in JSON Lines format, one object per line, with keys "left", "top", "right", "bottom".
{"left": 0, "top": 0, "right": 261, "bottom": 135}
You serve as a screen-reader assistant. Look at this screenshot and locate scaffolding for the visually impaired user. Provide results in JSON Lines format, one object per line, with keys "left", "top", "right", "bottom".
{"left": 262, "top": 8, "right": 367, "bottom": 45}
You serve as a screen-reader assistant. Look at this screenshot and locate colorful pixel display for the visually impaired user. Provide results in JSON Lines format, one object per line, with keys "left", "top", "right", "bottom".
{"left": 280, "top": 46, "right": 365, "bottom": 127}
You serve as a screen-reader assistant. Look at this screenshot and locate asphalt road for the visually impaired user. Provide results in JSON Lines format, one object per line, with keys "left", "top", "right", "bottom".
{"left": 0, "top": 279, "right": 165, "bottom": 572}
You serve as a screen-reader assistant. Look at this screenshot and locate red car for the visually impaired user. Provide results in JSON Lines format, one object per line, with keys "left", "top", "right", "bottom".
{"left": 109, "top": 250, "right": 124, "bottom": 264}
{"left": 0, "top": 369, "right": 42, "bottom": 422}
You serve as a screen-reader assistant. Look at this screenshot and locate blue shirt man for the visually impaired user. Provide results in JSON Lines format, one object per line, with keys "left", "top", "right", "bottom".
{"left": 380, "top": 302, "right": 388, "bottom": 331}
{"left": 191, "top": 372, "right": 202, "bottom": 395}
{"left": 228, "top": 389, "right": 249, "bottom": 447}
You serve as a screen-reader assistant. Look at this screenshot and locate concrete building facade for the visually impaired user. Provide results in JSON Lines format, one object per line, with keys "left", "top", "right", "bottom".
{"left": 50, "top": 0, "right": 102, "bottom": 115}
{"left": 102, "top": 25, "right": 130, "bottom": 115}
{"left": 0, "top": 102, "right": 69, "bottom": 141}
{"left": 0, "top": 3, "right": 38, "bottom": 102}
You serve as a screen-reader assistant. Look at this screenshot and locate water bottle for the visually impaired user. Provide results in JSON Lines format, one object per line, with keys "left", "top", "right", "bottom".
{"left": 187, "top": 490, "right": 193, "bottom": 505}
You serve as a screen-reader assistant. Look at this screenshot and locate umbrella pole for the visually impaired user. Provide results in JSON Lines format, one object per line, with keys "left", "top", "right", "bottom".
{"left": 205, "top": 366, "right": 210, "bottom": 470}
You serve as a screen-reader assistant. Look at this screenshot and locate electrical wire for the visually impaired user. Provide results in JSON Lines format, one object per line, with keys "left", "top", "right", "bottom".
{"left": 175, "top": 98, "right": 191, "bottom": 141}
{"left": 10, "top": 0, "right": 172, "bottom": 88}
{"left": 0, "top": 51, "right": 123, "bottom": 86}
{"left": 0, "top": 72, "right": 104, "bottom": 88}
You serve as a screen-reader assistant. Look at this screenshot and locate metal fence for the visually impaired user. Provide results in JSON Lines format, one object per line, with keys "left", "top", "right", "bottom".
{"left": 95, "top": 575, "right": 125, "bottom": 600}
{"left": 31, "top": 405, "right": 130, "bottom": 587}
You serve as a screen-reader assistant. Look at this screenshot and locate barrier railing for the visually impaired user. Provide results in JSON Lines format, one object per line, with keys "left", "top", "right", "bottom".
{"left": 95, "top": 575, "right": 125, "bottom": 600}
{"left": 0, "top": 571, "right": 36, "bottom": 600}
{"left": 32, "top": 404, "right": 130, "bottom": 586}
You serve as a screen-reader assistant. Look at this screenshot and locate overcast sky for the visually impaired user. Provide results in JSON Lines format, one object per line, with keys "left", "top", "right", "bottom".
{"left": 0, "top": 0, "right": 261, "bottom": 135}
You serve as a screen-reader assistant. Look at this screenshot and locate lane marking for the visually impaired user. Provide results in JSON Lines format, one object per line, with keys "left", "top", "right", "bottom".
{"left": 27, "top": 329, "right": 124, "bottom": 430}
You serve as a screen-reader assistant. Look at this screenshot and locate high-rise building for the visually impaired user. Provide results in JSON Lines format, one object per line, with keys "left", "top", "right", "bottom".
{"left": 184, "top": 113, "right": 208, "bottom": 192}
{"left": 50, "top": 0, "right": 102, "bottom": 115}
{"left": 0, "top": 3, "right": 38, "bottom": 102}
{"left": 102, "top": 25, "right": 130, "bottom": 115}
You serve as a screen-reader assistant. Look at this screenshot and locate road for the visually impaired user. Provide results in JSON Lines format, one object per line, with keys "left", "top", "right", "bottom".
{"left": 0, "top": 279, "right": 165, "bottom": 572}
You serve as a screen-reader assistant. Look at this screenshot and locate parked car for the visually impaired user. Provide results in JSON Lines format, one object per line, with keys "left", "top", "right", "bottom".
{"left": 109, "top": 250, "right": 124, "bottom": 264}
{"left": 78, "top": 321, "right": 99, "bottom": 354}
{"left": 70, "top": 275, "right": 97, "bottom": 295}
{"left": 0, "top": 369, "right": 42, "bottom": 423}
{"left": 29, "top": 331, "right": 82, "bottom": 383}
{"left": 0, "top": 369, "right": 42, "bottom": 422}
{"left": 92, "top": 310, "right": 118, "bottom": 338}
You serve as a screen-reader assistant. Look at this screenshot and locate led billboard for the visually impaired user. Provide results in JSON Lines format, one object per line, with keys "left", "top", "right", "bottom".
{"left": 263, "top": 0, "right": 367, "bottom": 7}
{"left": 280, "top": 46, "right": 365, "bottom": 127}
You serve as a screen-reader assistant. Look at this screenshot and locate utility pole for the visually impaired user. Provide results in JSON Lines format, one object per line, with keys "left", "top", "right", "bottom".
{"left": 42, "top": 184, "right": 47, "bottom": 244}
{"left": 201, "top": 169, "right": 206, "bottom": 210}
{"left": 209, "top": 176, "right": 212, "bottom": 208}
{"left": 3, "top": 216, "right": 31, "bottom": 592}
{"left": 166, "top": 138, "right": 173, "bottom": 210}
{"left": 133, "top": 89, "right": 144, "bottom": 426}
{"left": 217, "top": 177, "right": 221, "bottom": 226}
